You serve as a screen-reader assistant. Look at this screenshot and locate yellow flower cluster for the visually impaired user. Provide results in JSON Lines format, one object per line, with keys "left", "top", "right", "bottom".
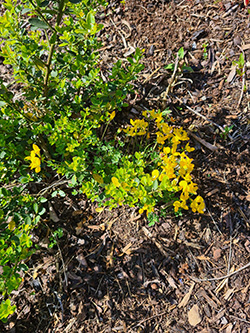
{"left": 25, "top": 144, "right": 41, "bottom": 173}
{"left": 122, "top": 109, "right": 205, "bottom": 215}
{"left": 123, "top": 118, "right": 149, "bottom": 136}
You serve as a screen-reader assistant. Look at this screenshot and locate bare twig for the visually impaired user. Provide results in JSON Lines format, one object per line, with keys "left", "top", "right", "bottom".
{"left": 187, "top": 130, "right": 218, "bottom": 152}
{"left": 162, "top": 53, "right": 180, "bottom": 100}
{"left": 237, "top": 47, "right": 246, "bottom": 108}
{"left": 128, "top": 310, "right": 170, "bottom": 330}
{"left": 190, "top": 261, "right": 250, "bottom": 282}
{"left": 207, "top": 208, "right": 222, "bottom": 234}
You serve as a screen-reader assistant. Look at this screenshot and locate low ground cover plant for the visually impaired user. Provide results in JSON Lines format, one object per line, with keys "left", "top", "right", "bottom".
{"left": 0, "top": 0, "right": 205, "bottom": 322}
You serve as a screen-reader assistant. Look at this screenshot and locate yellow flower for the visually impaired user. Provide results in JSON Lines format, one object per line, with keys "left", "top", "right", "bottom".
{"left": 190, "top": 196, "right": 205, "bottom": 214}
{"left": 158, "top": 123, "right": 172, "bottom": 138}
{"left": 173, "top": 200, "right": 188, "bottom": 212}
{"left": 152, "top": 169, "right": 159, "bottom": 180}
{"left": 173, "top": 200, "right": 181, "bottom": 212}
{"left": 25, "top": 150, "right": 35, "bottom": 161}
{"left": 156, "top": 132, "right": 166, "bottom": 145}
{"left": 163, "top": 147, "right": 170, "bottom": 155}
{"left": 185, "top": 143, "right": 195, "bottom": 152}
{"left": 179, "top": 180, "right": 188, "bottom": 192}
{"left": 173, "top": 127, "right": 189, "bottom": 141}
{"left": 180, "top": 191, "right": 189, "bottom": 201}
{"left": 25, "top": 144, "right": 41, "bottom": 173}
{"left": 30, "top": 156, "right": 41, "bottom": 173}
{"left": 139, "top": 204, "right": 154, "bottom": 216}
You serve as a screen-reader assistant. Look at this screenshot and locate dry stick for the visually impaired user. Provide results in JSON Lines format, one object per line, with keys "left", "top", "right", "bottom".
{"left": 143, "top": 66, "right": 162, "bottom": 84}
{"left": 187, "top": 130, "right": 218, "bottom": 152}
{"left": 207, "top": 208, "right": 222, "bottom": 235}
{"left": 173, "top": 95, "right": 233, "bottom": 140}
{"left": 227, "top": 235, "right": 233, "bottom": 276}
{"left": 128, "top": 310, "right": 169, "bottom": 330}
{"left": 237, "top": 47, "right": 246, "bottom": 108}
{"left": 190, "top": 261, "right": 250, "bottom": 282}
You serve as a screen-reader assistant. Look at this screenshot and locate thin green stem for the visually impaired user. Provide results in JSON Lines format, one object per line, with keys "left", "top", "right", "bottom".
{"left": 28, "top": 0, "right": 56, "bottom": 32}
{"left": 43, "top": 0, "right": 66, "bottom": 97}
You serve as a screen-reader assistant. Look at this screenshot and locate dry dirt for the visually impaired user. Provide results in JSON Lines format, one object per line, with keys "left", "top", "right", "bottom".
{"left": 1, "top": 0, "right": 250, "bottom": 332}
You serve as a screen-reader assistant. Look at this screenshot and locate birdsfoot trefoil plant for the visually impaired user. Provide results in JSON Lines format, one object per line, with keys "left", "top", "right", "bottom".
{"left": 0, "top": 0, "right": 204, "bottom": 322}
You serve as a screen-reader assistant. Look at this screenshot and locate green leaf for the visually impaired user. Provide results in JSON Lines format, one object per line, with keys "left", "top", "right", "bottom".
{"left": 28, "top": 18, "right": 49, "bottom": 29}
{"left": 152, "top": 179, "right": 158, "bottom": 191}
{"left": 0, "top": 299, "right": 16, "bottom": 322}
{"left": 69, "top": 0, "right": 82, "bottom": 3}
{"left": 33, "top": 202, "right": 39, "bottom": 214}
{"left": 165, "top": 63, "right": 174, "bottom": 71}
{"left": 49, "top": 32, "right": 57, "bottom": 44}
{"left": 58, "top": 190, "right": 66, "bottom": 197}
{"left": 39, "top": 207, "right": 46, "bottom": 216}
{"left": 40, "top": 0, "right": 50, "bottom": 6}
{"left": 71, "top": 174, "right": 77, "bottom": 186}
{"left": 86, "top": 11, "right": 95, "bottom": 29}
{"left": 178, "top": 47, "right": 185, "bottom": 60}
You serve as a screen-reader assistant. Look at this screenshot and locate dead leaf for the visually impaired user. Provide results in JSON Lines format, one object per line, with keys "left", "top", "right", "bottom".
{"left": 178, "top": 282, "right": 195, "bottom": 308}
{"left": 188, "top": 304, "right": 202, "bottom": 327}
{"left": 48, "top": 202, "right": 59, "bottom": 222}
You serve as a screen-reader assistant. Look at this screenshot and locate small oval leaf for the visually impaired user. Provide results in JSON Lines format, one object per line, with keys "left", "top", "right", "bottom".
{"left": 29, "top": 18, "right": 49, "bottom": 29}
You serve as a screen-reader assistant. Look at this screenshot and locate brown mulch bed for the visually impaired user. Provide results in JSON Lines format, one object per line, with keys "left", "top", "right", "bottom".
{"left": 1, "top": 0, "right": 250, "bottom": 332}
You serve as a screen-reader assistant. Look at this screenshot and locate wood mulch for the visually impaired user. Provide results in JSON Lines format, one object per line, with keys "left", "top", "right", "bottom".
{"left": 1, "top": 0, "right": 250, "bottom": 332}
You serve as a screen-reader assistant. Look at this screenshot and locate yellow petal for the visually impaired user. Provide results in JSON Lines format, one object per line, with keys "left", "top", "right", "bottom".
{"left": 32, "top": 144, "right": 41, "bottom": 157}
{"left": 109, "top": 111, "right": 116, "bottom": 121}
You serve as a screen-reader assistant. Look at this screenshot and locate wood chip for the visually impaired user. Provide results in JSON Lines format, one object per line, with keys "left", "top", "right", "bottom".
{"left": 178, "top": 282, "right": 195, "bottom": 308}
{"left": 225, "top": 323, "right": 233, "bottom": 333}
{"left": 198, "top": 289, "right": 218, "bottom": 309}
{"left": 168, "top": 276, "right": 178, "bottom": 289}
{"left": 188, "top": 304, "right": 202, "bottom": 327}
{"left": 227, "top": 66, "right": 236, "bottom": 83}
{"left": 242, "top": 43, "right": 250, "bottom": 50}
{"left": 224, "top": 288, "right": 235, "bottom": 301}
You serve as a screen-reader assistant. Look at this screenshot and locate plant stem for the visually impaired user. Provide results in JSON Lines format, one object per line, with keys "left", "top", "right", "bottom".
{"left": 27, "top": 0, "right": 56, "bottom": 32}
{"left": 43, "top": 0, "right": 66, "bottom": 97}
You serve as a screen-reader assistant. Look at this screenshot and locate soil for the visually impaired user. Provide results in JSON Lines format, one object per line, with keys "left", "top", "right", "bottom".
{"left": 1, "top": 0, "right": 250, "bottom": 332}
